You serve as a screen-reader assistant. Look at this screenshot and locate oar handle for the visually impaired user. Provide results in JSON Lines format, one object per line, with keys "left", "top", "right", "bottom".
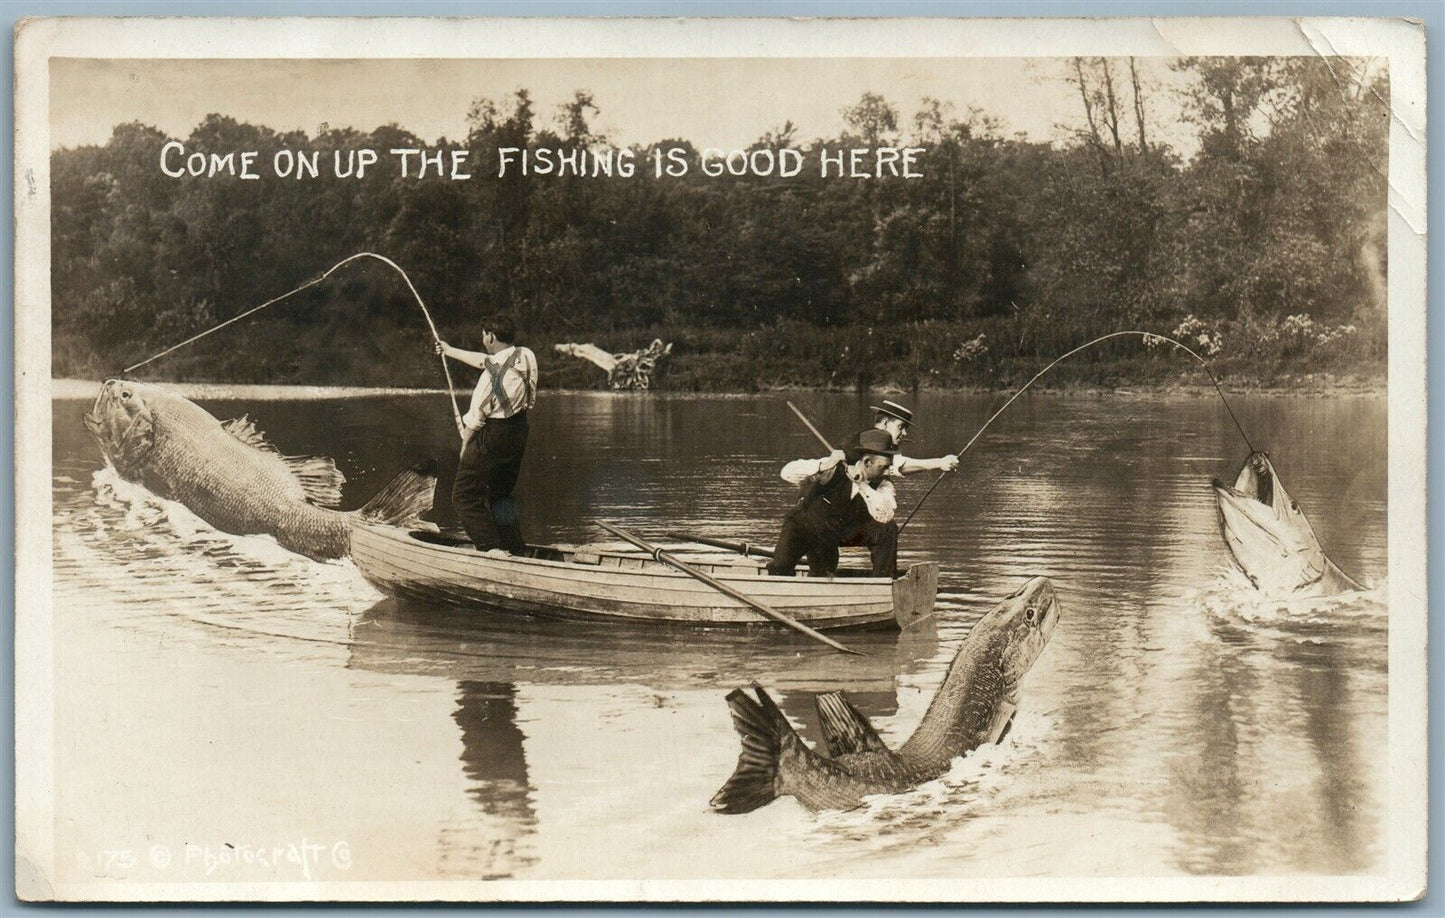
{"left": 663, "top": 531, "right": 774, "bottom": 559}
{"left": 597, "top": 522, "right": 862, "bottom": 656}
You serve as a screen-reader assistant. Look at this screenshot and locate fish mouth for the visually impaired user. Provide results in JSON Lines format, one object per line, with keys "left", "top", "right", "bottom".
{"left": 1213, "top": 478, "right": 1258, "bottom": 503}
{"left": 1029, "top": 578, "right": 1060, "bottom": 641}
{"left": 1039, "top": 591, "right": 1061, "bottom": 640}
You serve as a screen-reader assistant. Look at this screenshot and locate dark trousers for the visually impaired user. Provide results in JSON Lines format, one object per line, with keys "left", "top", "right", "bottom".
{"left": 452, "top": 413, "right": 528, "bottom": 553}
{"left": 767, "top": 513, "right": 899, "bottom": 578}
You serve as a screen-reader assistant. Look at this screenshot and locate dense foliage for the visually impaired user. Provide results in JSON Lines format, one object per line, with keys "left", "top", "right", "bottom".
{"left": 52, "top": 58, "right": 1388, "bottom": 391}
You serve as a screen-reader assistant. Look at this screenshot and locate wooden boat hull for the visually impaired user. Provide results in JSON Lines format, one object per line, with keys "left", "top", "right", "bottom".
{"left": 350, "top": 523, "right": 938, "bottom": 630}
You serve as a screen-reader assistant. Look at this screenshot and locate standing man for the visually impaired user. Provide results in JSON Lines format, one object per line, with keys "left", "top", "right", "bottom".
{"left": 862, "top": 400, "right": 960, "bottom": 476}
{"left": 767, "top": 428, "right": 901, "bottom": 578}
{"left": 435, "top": 315, "right": 538, "bottom": 554}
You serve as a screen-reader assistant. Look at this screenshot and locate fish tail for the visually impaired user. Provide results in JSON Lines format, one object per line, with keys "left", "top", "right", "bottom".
{"left": 710, "top": 686, "right": 794, "bottom": 815}
{"left": 358, "top": 461, "right": 438, "bottom": 527}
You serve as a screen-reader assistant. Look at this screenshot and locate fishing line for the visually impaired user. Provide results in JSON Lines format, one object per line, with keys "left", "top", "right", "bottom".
{"left": 898, "top": 330, "right": 1256, "bottom": 532}
{"left": 120, "top": 252, "right": 464, "bottom": 432}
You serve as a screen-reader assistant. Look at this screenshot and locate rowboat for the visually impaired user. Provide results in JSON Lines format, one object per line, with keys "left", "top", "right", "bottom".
{"left": 350, "top": 522, "right": 939, "bottom": 630}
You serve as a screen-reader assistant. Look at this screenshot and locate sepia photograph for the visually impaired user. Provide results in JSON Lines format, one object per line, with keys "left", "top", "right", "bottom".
{"left": 12, "top": 16, "right": 1427, "bottom": 902}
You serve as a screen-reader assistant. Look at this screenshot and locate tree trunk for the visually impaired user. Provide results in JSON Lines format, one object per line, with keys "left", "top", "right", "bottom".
{"left": 1100, "top": 58, "right": 1124, "bottom": 155}
{"left": 1129, "top": 57, "right": 1148, "bottom": 151}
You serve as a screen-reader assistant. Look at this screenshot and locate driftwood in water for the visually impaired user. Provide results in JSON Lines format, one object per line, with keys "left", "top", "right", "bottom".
{"left": 554, "top": 338, "right": 672, "bottom": 390}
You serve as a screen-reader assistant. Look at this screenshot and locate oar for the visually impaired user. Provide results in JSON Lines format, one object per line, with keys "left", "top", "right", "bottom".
{"left": 663, "top": 531, "right": 774, "bottom": 559}
{"left": 786, "top": 400, "right": 836, "bottom": 452}
{"left": 596, "top": 521, "right": 863, "bottom": 656}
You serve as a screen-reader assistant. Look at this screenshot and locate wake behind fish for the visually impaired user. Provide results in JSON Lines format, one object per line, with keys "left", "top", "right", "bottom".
{"left": 796, "top": 707, "right": 1059, "bottom": 866}
{"left": 1191, "top": 566, "right": 1386, "bottom": 639}
{"left": 55, "top": 466, "right": 380, "bottom": 648}
{"left": 88, "top": 465, "right": 364, "bottom": 581}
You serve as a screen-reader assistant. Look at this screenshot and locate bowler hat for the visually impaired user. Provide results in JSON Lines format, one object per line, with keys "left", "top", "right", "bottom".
{"left": 870, "top": 400, "right": 914, "bottom": 427}
{"left": 845, "top": 428, "right": 899, "bottom": 463}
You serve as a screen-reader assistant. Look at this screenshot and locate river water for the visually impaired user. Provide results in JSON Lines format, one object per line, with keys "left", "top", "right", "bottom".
{"left": 49, "top": 388, "right": 1388, "bottom": 884}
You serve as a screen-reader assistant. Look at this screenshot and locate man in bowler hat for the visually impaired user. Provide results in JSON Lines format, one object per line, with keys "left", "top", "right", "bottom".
{"left": 767, "top": 428, "right": 903, "bottom": 578}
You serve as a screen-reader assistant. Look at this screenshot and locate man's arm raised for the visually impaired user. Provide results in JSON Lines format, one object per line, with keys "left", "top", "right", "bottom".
{"left": 435, "top": 340, "right": 488, "bottom": 370}
{"left": 781, "top": 449, "right": 847, "bottom": 485}
{"left": 895, "top": 453, "right": 960, "bottom": 475}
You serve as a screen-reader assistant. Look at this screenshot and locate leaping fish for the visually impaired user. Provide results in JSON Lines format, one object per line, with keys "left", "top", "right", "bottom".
{"left": 711, "top": 577, "right": 1059, "bottom": 814}
{"left": 84, "top": 378, "right": 436, "bottom": 560}
{"left": 1212, "top": 451, "right": 1362, "bottom": 598}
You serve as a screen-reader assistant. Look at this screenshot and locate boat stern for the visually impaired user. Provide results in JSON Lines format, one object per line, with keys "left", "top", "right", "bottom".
{"left": 892, "top": 562, "right": 939, "bottom": 629}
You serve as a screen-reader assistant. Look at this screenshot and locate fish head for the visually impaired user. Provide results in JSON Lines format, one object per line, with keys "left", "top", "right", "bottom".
{"left": 84, "top": 378, "right": 159, "bottom": 474}
{"left": 975, "top": 576, "right": 1060, "bottom": 696}
{"left": 1227, "top": 451, "right": 1274, "bottom": 502}
{"left": 1212, "top": 451, "right": 1332, "bottom": 594}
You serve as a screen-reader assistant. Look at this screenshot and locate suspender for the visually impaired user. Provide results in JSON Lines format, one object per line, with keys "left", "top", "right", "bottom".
{"left": 481, "top": 348, "right": 532, "bottom": 418}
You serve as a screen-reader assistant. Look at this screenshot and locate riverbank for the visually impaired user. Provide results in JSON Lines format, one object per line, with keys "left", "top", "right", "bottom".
{"left": 54, "top": 313, "right": 1386, "bottom": 398}
{"left": 51, "top": 375, "right": 1386, "bottom": 402}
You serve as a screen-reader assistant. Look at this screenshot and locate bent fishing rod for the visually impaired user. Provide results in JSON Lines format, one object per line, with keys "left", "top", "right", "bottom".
{"left": 897, "top": 330, "right": 1256, "bottom": 533}
{"left": 120, "top": 252, "right": 466, "bottom": 437}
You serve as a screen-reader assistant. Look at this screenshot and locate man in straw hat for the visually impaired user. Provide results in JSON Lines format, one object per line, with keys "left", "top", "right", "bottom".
{"left": 767, "top": 428, "right": 903, "bottom": 578}
{"left": 863, "top": 400, "right": 960, "bottom": 476}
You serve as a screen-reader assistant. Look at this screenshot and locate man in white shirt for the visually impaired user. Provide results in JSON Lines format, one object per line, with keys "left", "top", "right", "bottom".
{"left": 435, "top": 315, "right": 538, "bottom": 553}
{"left": 863, "top": 400, "right": 960, "bottom": 477}
{"left": 784, "top": 401, "right": 955, "bottom": 576}
{"left": 766, "top": 428, "right": 901, "bottom": 578}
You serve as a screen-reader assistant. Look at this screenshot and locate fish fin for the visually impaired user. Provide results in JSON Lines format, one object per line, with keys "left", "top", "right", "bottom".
{"left": 814, "top": 691, "right": 890, "bottom": 758}
{"left": 710, "top": 686, "right": 795, "bottom": 815}
{"left": 222, "top": 416, "right": 348, "bottom": 507}
{"left": 282, "top": 455, "right": 347, "bottom": 508}
{"left": 221, "top": 416, "right": 275, "bottom": 452}
{"left": 987, "top": 702, "right": 1019, "bottom": 744}
{"left": 358, "top": 461, "right": 438, "bottom": 527}
{"left": 1322, "top": 559, "right": 1365, "bottom": 593}
{"left": 997, "top": 712, "right": 1016, "bottom": 744}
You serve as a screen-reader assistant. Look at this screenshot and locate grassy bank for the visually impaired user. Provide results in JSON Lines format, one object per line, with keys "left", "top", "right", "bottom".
{"left": 55, "top": 311, "right": 1386, "bottom": 394}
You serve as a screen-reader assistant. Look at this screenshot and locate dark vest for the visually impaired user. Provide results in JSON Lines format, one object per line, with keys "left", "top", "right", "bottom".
{"left": 791, "top": 465, "right": 869, "bottom": 534}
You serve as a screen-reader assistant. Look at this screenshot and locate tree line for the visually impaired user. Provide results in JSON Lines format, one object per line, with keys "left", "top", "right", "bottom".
{"left": 51, "top": 57, "right": 1388, "bottom": 390}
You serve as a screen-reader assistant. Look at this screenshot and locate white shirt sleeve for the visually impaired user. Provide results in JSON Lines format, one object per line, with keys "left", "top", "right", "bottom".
{"left": 781, "top": 457, "right": 836, "bottom": 485}
{"left": 523, "top": 348, "right": 539, "bottom": 410}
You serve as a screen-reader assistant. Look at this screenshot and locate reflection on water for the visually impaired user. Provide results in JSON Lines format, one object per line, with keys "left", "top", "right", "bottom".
{"left": 49, "top": 389, "right": 1387, "bottom": 881}
{"left": 447, "top": 682, "right": 536, "bottom": 879}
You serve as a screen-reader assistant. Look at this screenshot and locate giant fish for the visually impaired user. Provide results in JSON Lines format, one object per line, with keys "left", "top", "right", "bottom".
{"left": 83, "top": 378, "right": 436, "bottom": 560}
{"left": 1212, "top": 451, "right": 1362, "bottom": 598}
{"left": 711, "top": 576, "right": 1059, "bottom": 814}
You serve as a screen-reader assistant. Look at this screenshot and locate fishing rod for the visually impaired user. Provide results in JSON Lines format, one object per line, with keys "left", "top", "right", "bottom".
{"left": 897, "top": 330, "right": 1256, "bottom": 533}
{"left": 120, "top": 252, "right": 465, "bottom": 436}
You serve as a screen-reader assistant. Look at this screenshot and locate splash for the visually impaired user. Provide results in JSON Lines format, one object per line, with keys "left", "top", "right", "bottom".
{"left": 1191, "top": 566, "right": 1386, "bottom": 638}
{"left": 89, "top": 464, "right": 360, "bottom": 578}
{"left": 64, "top": 465, "right": 382, "bottom": 648}
{"left": 807, "top": 707, "right": 1058, "bottom": 844}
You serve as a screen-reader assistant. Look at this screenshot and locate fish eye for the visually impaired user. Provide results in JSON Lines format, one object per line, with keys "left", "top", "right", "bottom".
{"left": 120, "top": 390, "right": 131, "bottom": 400}
{"left": 1024, "top": 606, "right": 1038, "bottom": 624}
